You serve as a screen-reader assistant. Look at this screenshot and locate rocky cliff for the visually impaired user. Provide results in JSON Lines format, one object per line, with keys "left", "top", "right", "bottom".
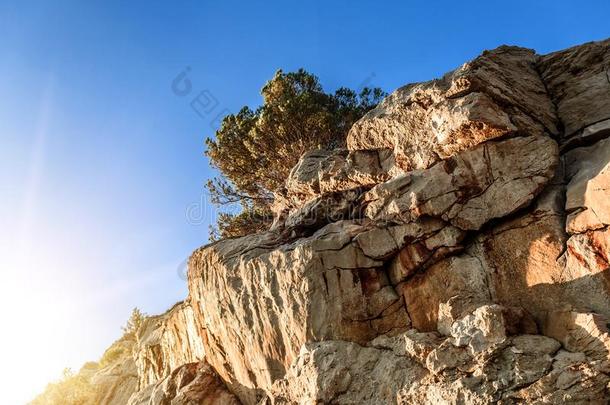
{"left": 36, "top": 38, "right": 610, "bottom": 404}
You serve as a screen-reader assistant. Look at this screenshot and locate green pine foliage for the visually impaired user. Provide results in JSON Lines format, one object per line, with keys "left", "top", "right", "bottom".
{"left": 206, "top": 69, "right": 385, "bottom": 239}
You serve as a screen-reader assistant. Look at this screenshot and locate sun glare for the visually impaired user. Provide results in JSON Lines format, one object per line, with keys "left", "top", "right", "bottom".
{"left": 0, "top": 255, "right": 81, "bottom": 404}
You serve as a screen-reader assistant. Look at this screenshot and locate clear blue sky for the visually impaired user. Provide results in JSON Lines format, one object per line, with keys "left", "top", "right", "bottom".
{"left": 0, "top": 1, "right": 608, "bottom": 403}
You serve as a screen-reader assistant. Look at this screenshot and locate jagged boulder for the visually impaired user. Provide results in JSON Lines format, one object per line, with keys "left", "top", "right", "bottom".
{"left": 347, "top": 46, "right": 558, "bottom": 171}
{"left": 285, "top": 148, "right": 396, "bottom": 199}
{"left": 269, "top": 327, "right": 609, "bottom": 404}
{"left": 128, "top": 361, "right": 240, "bottom": 405}
{"left": 268, "top": 338, "right": 427, "bottom": 404}
{"left": 362, "top": 135, "right": 558, "bottom": 230}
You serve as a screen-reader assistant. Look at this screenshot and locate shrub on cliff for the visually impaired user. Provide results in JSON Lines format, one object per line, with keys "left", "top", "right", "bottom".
{"left": 98, "top": 344, "right": 125, "bottom": 368}
{"left": 30, "top": 368, "right": 96, "bottom": 405}
{"left": 206, "top": 69, "right": 385, "bottom": 240}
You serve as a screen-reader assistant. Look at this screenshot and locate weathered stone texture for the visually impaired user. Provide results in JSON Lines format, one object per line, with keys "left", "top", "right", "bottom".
{"left": 362, "top": 135, "right": 558, "bottom": 230}
{"left": 127, "top": 361, "right": 240, "bottom": 405}
{"left": 538, "top": 38, "right": 610, "bottom": 149}
{"left": 184, "top": 39, "right": 610, "bottom": 404}
{"left": 45, "top": 38, "right": 610, "bottom": 405}
{"left": 347, "top": 46, "right": 558, "bottom": 171}
{"left": 133, "top": 302, "right": 206, "bottom": 390}
{"left": 187, "top": 220, "right": 411, "bottom": 402}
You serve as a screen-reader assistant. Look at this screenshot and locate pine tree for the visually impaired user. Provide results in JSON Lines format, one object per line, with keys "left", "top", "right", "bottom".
{"left": 122, "top": 307, "right": 145, "bottom": 338}
{"left": 205, "top": 69, "right": 385, "bottom": 239}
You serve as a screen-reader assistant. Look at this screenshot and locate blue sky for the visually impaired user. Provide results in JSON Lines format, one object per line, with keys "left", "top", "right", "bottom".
{"left": 0, "top": 1, "right": 609, "bottom": 403}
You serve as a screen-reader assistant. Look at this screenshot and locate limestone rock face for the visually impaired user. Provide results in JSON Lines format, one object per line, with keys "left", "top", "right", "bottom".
{"left": 187, "top": 134, "right": 559, "bottom": 401}
{"left": 362, "top": 135, "right": 558, "bottom": 230}
{"left": 543, "top": 310, "right": 610, "bottom": 373}
{"left": 184, "top": 39, "right": 610, "bottom": 404}
{"left": 39, "top": 38, "right": 610, "bottom": 404}
{"left": 188, "top": 221, "right": 411, "bottom": 402}
{"left": 285, "top": 148, "right": 395, "bottom": 199}
{"left": 538, "top": 38, "right": 610, "bottom": 149}
{"left": 269, "top": 327, "right": 608, "bottom": 404}
{"left": 133, "top": 302, "right": 206, "bottom": 390}
{"left": 347, "top": 46, "right": 558, "bottom": 171}
{"left": 269, "top": 338, "right": 427, "bottom": 404}
{"left": 31, "top": 301, "right": 233, "bottom": 405}
{"left": 401, "top": 255, "right": 491, "bottom": 332}
{"left": 564, "top": 136, "right": 610, "bottom": 234}
{"left": 127, "top": 361, "right": 240, "bottom": 405}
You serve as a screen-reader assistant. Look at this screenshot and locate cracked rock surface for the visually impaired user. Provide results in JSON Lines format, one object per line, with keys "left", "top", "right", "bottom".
{"left": 62, "top": 38, "right": 610, "bottom": 404}
{"left": 346, "top": 46, "right": 558, "bottom": 171}
{"left": 186, "top": 39, "right": 610, "bottom": 405}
